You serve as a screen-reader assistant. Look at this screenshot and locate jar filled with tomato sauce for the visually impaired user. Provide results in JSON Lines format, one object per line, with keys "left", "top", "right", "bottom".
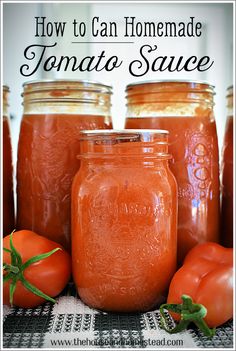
{"left": 72, "top": 129, "right": 177, "bottom": 312}
{"left": 17, "top": 80, "right": 112, "bottom": 251}
{"left": 125, "top": 81, "right": 220, "bottom": 264}
{"left": 221, "top": 86, "right": 233, "bottom": 247}
{"left": 3, "top": 85, "right": 15, "bottom": 236}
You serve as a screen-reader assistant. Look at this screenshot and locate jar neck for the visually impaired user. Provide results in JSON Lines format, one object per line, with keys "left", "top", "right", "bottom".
{"left": 226, "top": 86, "right": 233, "bottom": 117}
{"left": 22, "top": 80, "right": 112, "bottom": 115}
{"left": 81, "top": 157, "right": 170, "bottom": 168}
{"left": 126, "top": 81, "right": 215, "bottom": 118}
{"left": 79, "top": 131, "right": 171, "bottom": 162}
{"left": 3, "top": 85, "right": 9, "bottom": 117}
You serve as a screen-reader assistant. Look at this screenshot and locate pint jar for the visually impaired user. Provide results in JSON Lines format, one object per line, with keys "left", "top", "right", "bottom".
{"left": 221, "top": 86, "right": 233, "bottom": 247}
{"left": 17, "top": 80, "right": 112, "bottom": 251}
{"left": 125, "top": 81, "right": 220, "bottom": 263}
{"left": 3, "top": 85, "right": 15, "bottom": 235}
{"left": 72, "top": 130, "right": 177, "bottom": 312}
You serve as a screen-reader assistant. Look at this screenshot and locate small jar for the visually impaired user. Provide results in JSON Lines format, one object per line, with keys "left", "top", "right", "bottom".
{"left": 221, "top": 86, "right": 233, "bottom": 247}
{"left": 125, "top": 80, "right": 220, "bottom": 264}
{"left": 72, "top": 130, "right": 177, "bottom": 312}
{"left": 17, "top": 80, "right": 113, "bottom": 251}
{"left": 3, "top": 85, "right": 15, "bottom": 235}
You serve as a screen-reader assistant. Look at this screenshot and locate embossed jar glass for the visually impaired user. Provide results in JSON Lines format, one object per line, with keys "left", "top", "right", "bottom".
{"left": 125, "top": 81, "right": 220, "bottom": 264}
{"left": 221, "top": 86, "right": 233, "bottom": 247}
{"left": 17, "top": 80, "right": 112, "bottom": 251}
{"left": 3, "top": 85, "right": 15, "bottom": 235}
{"left": 72, "top": 130, "right": 177, "bottom": 312}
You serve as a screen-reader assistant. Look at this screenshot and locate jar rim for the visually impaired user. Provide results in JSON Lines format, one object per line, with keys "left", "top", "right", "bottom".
{"left": 23, "top": 79, "right": 112, "bottom": 90}
{"left": 79, "top": 129, "right": 170, "bottom": 159}
{"left": 126, "top": 79, "right": 215, "bottom": 89}
{"left": 3, "top": 85, "right": 10, "bottom": 92}
{"left": 226, "top": 85, "right": 233, "bottom": 97}
{"left": 80, "top": 129, "right": 169, "bottom": 135}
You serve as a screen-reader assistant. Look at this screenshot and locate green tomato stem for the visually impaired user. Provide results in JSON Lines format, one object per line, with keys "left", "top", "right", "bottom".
{"left": 3, "top": 232, "right": 61, "bottom": 306}
{"left": 9, "top": 279, "right": 17, "bottom": 306}
{"left": 3, "top": 263, "right": 19, "bottom": 274}
{"left": 160, "top": 295, "right": 215, "bottom": 338}
{"left": 21, "top": 247, "right": 61, "bottom": 270}
{"left": 9, "top": 230, "right": 22, "bottom": 265}
{"left": 20, "top": 273, "right": 56, "bottom": 304}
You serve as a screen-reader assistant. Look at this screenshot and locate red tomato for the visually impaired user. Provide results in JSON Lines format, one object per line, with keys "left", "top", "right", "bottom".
{"left": 3, "top": 230, "right": 71, "bottom": 308}
{"left": 167, "top": 242, "right": 233, "bottom": 328}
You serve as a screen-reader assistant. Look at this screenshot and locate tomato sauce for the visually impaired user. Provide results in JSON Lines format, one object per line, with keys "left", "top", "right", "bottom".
{"left": 125, "top": 81, "right": 220, "bottom": 263}
{"left": 72, "top": 130, "right": 177, "bottom": 312}
{"left": 221, "top": 115, "right": 233, "bottom": 247}
{"left": 17, "top": 114, "right": 112, "bottom": 251}
{"left": 3, "top": 116, "right": 15, "bottom": 235}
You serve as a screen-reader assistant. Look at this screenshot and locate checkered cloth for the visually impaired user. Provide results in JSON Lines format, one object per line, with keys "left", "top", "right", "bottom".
{"left": 3, "top": 284, "right": 233, "bottom": 349}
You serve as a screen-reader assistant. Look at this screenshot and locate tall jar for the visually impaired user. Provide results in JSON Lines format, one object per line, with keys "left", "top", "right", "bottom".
{"left": 3, "top": 85, "right": 15, "bottom": 235}
{"left": 72, "top": 130, "right": 177, "bottom": 312}
{"left": 221, "top": 86, "right": 233, "bottom": 247}
{"left": 17, "top": 80, "right": 113, "bottom": 251}
{"left": 125, "top": 81, "right": 220, "bottom": 264}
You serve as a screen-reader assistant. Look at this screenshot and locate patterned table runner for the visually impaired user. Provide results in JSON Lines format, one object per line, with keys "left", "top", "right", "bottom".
{"left": 3, "top": 285, "right": 234, "bottom": 349}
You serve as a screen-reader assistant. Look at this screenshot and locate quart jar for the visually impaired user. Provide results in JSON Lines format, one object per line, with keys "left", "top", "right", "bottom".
{"left": 221, "top": 86, "right": 233, "bottom": 247}
{"left": 72, "top": 130, "right": 177, "bottom": 312}
{"left": 17, "top": 80, "right": 112, "bottom": 251}
{"left": 125, "top": 81, "right": 220, "bottom": 264}
{"left": 3, "top": 85, "right": 15, "bottom": 235}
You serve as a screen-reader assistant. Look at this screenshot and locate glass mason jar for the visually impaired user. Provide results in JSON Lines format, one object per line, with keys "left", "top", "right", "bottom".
{"left": 221, "top": 86, "right": 233, "bottom": 247}
{"left": 3, "top": 85, "right": 15, "bottom": 235}
{"left": 17, "top": 80, "right": 113, "bottom": 251}
{"left": 72, "top": 130, "right": 177, "bottom": 312}
{"left": 125, "top": 80, "right": 220, "bottom": 264}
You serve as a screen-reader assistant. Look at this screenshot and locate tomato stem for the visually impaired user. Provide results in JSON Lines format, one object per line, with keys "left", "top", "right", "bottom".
{"left": 9, "top": 230, "right": 22, "bottom": 265}
{"left": 3, "top": 232, "right": 61, "bottom": 306}
{"left": 160, "top": 295, "right": 216, "bottom": 337}
{"left": 3, "top": 263, "right": 19, "bottom": 274}
{"left": 21, "top": 247, "right": 61, "bottom": 270}
{"left": 9, "top": 279, "right": 17, "bottom": 306}
{"left": 19, "top": 273, "right": 56, "bottom": 304}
